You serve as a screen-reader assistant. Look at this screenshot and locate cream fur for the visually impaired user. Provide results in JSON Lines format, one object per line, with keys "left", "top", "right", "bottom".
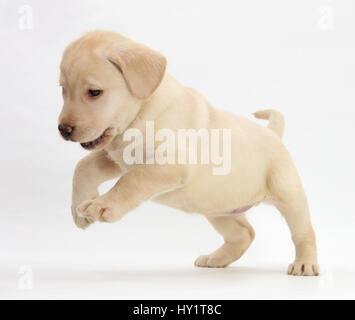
{"left": 58, "top": 30, "right": 319, "bottom": 276}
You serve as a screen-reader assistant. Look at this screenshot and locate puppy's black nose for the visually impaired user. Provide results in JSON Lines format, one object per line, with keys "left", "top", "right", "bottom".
{"left": 58, "top": 124, "right": 74, "bottom": 139}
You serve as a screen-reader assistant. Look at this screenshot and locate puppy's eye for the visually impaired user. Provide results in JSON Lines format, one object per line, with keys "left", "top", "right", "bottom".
{"left": 88, "top": 89, "right": 102, "bottom": 97}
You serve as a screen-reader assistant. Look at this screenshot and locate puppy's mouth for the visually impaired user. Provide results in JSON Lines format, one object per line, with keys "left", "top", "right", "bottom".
{"left": 80, "top": 128, "right": 114, "bottom": 150}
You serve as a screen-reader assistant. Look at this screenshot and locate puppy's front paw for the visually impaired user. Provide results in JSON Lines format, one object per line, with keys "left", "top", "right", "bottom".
{"left": 76, "top": 197, "right": 118, "bottom": 223}
{"left": 71, "top": 205, "right": 93, "bottom": 230}
{"left": 288, "top": 261, "right": 320, "bottom": 276}
{"left": 75, "top": 216, "right": 93, "bottom": 229}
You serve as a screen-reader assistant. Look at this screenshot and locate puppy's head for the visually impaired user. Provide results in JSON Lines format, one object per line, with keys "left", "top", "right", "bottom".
{"left": 58, "top": 31, "right": 166, "bottom": 150}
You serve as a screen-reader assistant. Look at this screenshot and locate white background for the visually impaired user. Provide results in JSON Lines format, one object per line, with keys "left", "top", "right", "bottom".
{"left": 1, "top": 0, "right": 355, "bottom": 299}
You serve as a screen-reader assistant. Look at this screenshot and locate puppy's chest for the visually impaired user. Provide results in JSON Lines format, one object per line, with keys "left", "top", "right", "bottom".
{"left": 104, "top": 134, "right": 154, "bottom": 172}
{"left": 106, "top": 148, "right": 129, "bottom": 172}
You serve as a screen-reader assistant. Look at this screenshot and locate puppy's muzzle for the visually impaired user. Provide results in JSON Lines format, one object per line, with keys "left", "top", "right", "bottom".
{"left": 58, "top": 123, "right": 74, "bottom": 139}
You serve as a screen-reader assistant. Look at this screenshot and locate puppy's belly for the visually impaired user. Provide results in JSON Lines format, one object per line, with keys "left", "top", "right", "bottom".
{"left": 152, "top": 171, "right": 266, "bottom": 215}
{"left": 219, "top": 202, "right": 257, "bottom": 215}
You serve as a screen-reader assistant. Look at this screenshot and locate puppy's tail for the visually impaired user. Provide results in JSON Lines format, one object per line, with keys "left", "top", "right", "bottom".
{"left": 253, "top": 109, "right": 285, "bottom": 138}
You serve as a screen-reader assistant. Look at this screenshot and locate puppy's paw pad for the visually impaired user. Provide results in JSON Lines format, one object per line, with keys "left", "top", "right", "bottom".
{"left": 100, "top": 208, "right": 115, "bottom": 223}
{"left": 76, "top": 200, "right": 94, "bottom": 218}
{"left": 194, "top": 255, "right": 229, "bottom": 268}
{"left": 76, "top": 199, "right": 115, "bottom": 223}
{"left": 288, "top": 261, "right": 320, "bottom": 276}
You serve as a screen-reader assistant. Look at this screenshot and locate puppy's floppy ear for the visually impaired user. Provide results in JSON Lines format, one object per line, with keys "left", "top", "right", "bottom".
{"left": 108, "top": 40, "right": 167, "bottom": 99}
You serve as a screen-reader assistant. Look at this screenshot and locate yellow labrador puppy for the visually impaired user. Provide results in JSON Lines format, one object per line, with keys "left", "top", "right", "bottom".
{"left": 58, "top": 31, "right": 319, "bottom": 276}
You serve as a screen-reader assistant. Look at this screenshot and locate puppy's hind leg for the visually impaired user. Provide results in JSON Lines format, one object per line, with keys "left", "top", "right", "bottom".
{"left": 267, "top": 160, "right": 319, "bottom": 276}
{"left": 195, "top": 214, "right": 255, "bottom": 268}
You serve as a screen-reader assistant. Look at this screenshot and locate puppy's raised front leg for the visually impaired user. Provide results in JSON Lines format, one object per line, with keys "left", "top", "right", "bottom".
{"left": 72, "top": 150, "right": 121, "bottom": 229}
{"left": 77, "top": 165, "right": 183, "bottom": 223}
{"left": 195, "top": 214, "right": 255, "bottom": 268}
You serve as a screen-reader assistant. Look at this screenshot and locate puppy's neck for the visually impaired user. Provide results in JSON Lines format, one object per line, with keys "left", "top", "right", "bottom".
{"left": 107, "top": 73, "right": 186, "bottom": 150}
{"left": 136, "top": 73, "right": 185, "bottom": 123}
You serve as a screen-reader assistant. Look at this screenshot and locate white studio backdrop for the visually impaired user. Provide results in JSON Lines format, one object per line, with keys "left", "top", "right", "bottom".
{"left": 0, "top": 0, "right": 355, "bottom": 299}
